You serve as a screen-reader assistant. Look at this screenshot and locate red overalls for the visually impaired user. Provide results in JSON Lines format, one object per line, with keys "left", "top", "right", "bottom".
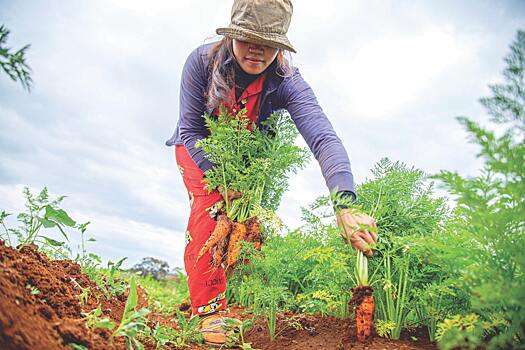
{"left": 175, "top": 73, "right": 266, "bottom": 316}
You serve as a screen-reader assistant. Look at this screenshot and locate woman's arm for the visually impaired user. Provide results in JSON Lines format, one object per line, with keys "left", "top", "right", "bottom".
{"left": 282, "top": 69, "right": 379, "bottom": 255}
{"left": 282, "top": 68, "right": 356, "bottom": 196}
{"left": 177, "top": 46, "right": 215, "bottom": 173}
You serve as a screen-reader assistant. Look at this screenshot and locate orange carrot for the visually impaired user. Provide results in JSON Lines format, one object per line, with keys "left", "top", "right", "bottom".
{"left": 225, "top": 221, "right": 247, "bottom": 270}
{"left": 245, "top": 217, "right": 263, "bottom": 250}
{"left": 356, "top": 294, "right": 374, "bottom": 342}
{"left": 211, "top": 234, "right": 229, "bottom": 268}
{"left": 197, "top": 215, "right": 232, "bottom": 263}
{"left": 350, "top": 285, "right": 374, "bottom": 342}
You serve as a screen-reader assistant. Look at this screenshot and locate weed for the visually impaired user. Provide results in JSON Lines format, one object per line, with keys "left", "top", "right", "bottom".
{"left": 111, "top": 278, "right": 151, "bottom": 350}
{"left": 83, "top": 305, "right": 116, "bottom": 330}
{"left": 25, "top": 284, "right": 40, "bottom": 295}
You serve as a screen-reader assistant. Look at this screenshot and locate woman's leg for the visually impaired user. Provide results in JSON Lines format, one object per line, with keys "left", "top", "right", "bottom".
{"left": 174, "top": 145, "right": 227, "bottom": 316}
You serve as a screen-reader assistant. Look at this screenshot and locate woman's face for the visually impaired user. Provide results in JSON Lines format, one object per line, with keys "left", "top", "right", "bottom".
{"left": 232, "top": 39, "right": 279, "bottom": 75}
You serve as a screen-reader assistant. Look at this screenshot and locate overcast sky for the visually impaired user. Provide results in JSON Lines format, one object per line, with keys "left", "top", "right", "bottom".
{"left": 1, "top": 0, "right": 524, "bottom": 269}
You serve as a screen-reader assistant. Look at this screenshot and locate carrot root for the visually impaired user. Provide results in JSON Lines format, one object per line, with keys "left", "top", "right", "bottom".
{"left": 350, "top": 285, "right": 374, "bottom": 342}
{"left": 356, "top": 294, "right": 374, "bottom": 342}
{"left": 245, "top": 216, "right": 263, "bottom": 250}
{"left": 225, "top": 221, "right": 247, "bottom": 270}
{"left": 211, "top": 234, "right": 229, "bottom": 268}
{"left": 196, "top": 215, "right": 233, "bottom": 264}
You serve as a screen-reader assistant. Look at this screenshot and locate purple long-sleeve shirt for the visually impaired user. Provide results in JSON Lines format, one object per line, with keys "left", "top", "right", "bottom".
{"left": 165, "top": 43, "right": 356, "bottom": 195}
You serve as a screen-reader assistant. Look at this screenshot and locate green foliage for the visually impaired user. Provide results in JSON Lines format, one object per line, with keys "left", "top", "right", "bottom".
{"left": 169, "top": 310, "right": 204, "bottom": 347}
{"left": 111, "top": 277, "right": 152, "bottom": 350}
{"left": 0, "top": 187, "right": 82, "bottom": 252}
{"left": 227, "top": 201, "right": 355, "bottom": 339}
{"left": 332, "top": 157, "right": 451, "bottom": 339}
{"left": 82, "top": 258, "right": 129, "bottom": 301}
{"left": 479, "top": 30, "right": 525, "bottom": 132}
{"left": 150, "top": 310, "right": 203, "bottom": 348}
{"left": 413, "top": 282, "right": 464, "bottom": 341}
{"left": 375, "top": 252, "right": 411, "bottom": 340}
{"left": 0, "top": 187, "right": 101, "bottom": 275}
{"left": 224, "top": 318, "right": 260, "bottom": 349}
{"left": 137, "top": 272, "right": 189, "bottom": 315}
{"left": 0, "top": 25, "right": 32, "bottom": 91}
{"left": 428, "top": 29, "right": 525, "bottom": 349}
{"left": 83, "top": 305, "right": 116, "bottom": 330}
{"left": 375, "top": 319, "right": 396, "bottom": 338}
{"left": 196, "top": 106, "right": 309, "bottom": 221}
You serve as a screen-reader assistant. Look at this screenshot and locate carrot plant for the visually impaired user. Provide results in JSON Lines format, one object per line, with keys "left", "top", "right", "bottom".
{"left": 195, "top": 106, "right": 309, "bottom": 270}
{"left": 331, "top": 158, "right": 450, "bottom": 340}
{"left": 426, "top": 30, "right": 525, "bottom": 349}
{"left": 196, "top": 106, "right": 308, "bottom": 221}
{"left": 375, "top": 252, "right": 410, "bottom": 339}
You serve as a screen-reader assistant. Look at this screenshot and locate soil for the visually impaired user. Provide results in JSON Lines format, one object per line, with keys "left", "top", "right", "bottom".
{"left": 187, "top": 306, "right": 436, "bottom": 350}
{"left": 0, "top": 240, "right": 437, "bottom": 350}
{"left": 0, "top": 241, "right": 141, "bottom": 350}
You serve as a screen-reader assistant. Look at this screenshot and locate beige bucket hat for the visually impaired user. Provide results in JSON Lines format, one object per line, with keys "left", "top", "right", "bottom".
{"left": 216, "top": 0, "right": 296, "bottom": 53}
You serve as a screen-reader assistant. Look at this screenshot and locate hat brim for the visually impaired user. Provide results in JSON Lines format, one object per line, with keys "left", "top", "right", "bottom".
{"left": 216, "top": 25, "right": 296, "bottom": 53}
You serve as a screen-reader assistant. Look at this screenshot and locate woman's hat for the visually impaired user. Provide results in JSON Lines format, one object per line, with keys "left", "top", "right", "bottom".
{"left": 216, "top": 0, "right": 296, "bottom": 53}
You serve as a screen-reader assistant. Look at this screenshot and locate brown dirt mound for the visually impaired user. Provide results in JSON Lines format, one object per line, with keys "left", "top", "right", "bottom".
{"left": 0, "top": 240, "right": 437, "bottom": 350}
{"left": 0, "top": 241, "right": 144, "bottom": 350}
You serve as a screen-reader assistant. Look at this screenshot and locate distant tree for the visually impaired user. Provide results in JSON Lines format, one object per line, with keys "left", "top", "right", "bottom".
{"left": 130, "top": 257, "right": 170, "bottom": 280}
{"left": 0, "top": 25, "right": 32, "bottom": 91}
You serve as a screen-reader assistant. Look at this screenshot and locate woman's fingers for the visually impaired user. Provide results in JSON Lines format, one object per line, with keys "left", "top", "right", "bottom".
{"left": 351, "top": 236, "right": 373, "bottom": 257}
{"left": 336, "top": 210, "right": 378, "bottom": 257}
{"left": 360, "top": 230, "right": 376, "bottom": 246}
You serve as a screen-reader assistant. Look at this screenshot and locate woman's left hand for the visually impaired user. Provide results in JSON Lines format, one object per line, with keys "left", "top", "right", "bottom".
{"left": 336, "top": 208, "right": 378, "bottom": 257}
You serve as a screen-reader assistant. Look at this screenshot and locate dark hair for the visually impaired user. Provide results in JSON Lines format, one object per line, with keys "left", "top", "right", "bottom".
{"left": 205, "top": 37, "right": 293, "bottom": 112}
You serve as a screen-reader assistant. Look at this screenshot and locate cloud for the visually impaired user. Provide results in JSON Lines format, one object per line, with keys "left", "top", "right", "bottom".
{"left": 1, "top": 0, "right": 524, "bottom": 269}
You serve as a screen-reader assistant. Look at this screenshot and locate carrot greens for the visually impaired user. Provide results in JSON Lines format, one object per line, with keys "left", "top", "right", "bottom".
{"left": 196, "top": 106, "right": 309, "bottom": 222}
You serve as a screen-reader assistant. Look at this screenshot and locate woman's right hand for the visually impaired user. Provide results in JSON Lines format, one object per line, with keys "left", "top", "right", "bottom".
{"left": 217, "top": 185, "right": 242, "bottom": 208}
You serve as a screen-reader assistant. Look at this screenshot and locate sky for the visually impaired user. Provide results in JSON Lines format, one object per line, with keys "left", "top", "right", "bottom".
{"left": 1, "top": 0, "right": 524, "bottom": 269}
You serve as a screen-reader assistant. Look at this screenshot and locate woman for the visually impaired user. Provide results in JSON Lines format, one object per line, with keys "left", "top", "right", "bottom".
{"left": 165, "top": 0, "right": 377, "bottom": 344}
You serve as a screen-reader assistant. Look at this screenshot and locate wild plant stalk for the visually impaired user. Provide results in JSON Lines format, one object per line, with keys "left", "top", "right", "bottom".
{"left": 111, "top": 277, "right": 151, "bottom": 350}
{"left": 0, "top": 211, "right": 13, "bottom": 246}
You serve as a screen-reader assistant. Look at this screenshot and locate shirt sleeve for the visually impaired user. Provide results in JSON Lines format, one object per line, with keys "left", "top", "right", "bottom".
{"left": 281, "top": 68, "right": 356, "bottom": 194}
{"left": 177, "top": 46, "right": 215, "bottom": 173}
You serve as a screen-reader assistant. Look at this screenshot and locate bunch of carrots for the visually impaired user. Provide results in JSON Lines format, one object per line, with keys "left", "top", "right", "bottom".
{"left": 197, "top": 215, "right": 263, "bottom": 271}
{"left": 195, "top": 106, "right": 309, "bottom": 272}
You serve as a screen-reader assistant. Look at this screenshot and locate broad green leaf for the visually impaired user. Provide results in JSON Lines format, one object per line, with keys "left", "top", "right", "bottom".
{"left": 44, "top": 205, "right": 76, "bottom": 226}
